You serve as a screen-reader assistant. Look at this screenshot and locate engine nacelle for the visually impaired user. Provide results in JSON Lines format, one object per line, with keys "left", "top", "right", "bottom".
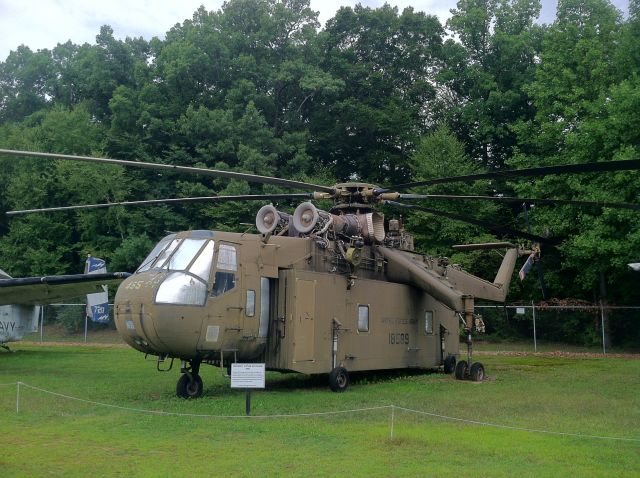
{"left": 293, "top": 202, "right": 320, "bottom": 233}
{"left": 333, "top": 211, "right": 385, "bottom": 244}
{"left": 292, "top": 202, "right": 386, "bottom": 244}
{"left": 256, "top": 204, "right": 291, "bottom": 234}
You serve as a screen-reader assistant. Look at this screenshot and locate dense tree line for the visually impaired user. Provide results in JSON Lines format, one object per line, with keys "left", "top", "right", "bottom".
{"left": 0, "top": 0, "right": 638, "bottom": 345}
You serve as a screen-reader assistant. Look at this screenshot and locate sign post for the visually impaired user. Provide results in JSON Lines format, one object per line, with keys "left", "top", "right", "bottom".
{"left": 230, "top": 363, "right": 265, "bottom": 416}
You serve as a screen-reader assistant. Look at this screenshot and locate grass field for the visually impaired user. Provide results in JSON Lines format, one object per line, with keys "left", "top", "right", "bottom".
{"left": 1, "top": 343, "right": 639, "bottom": 477}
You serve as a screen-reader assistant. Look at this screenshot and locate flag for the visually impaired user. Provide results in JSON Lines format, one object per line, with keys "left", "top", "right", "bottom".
{"left": 518, "top": 254, "right": 535, "bottom": 281}
{"left": 85, "top": 256, "right": 109, "bottom": 323}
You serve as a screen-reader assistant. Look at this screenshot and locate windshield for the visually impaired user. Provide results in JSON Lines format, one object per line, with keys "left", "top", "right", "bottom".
{"left": 137, "top": 237, "right": 215, "bottom": 275}
{"left": 137, "top": 236, "right": 176, "bottom": 273}
{"left": 163, "top": 238, "right": 208, "bottom": 270}
{"left": 154, "top": 239, "right": 216, "bottom": 306}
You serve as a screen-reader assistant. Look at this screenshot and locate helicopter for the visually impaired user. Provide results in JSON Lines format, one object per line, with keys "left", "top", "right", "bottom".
{"left": 1, "top": 148, "right": 638, "bottom": 397}
{"left": 0, "top": 265, "right": 130, "bottom": 350}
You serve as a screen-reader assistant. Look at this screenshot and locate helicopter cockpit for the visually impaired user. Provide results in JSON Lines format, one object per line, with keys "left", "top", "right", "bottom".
{"left": 133, "top": 231, "right": 236, "bottom": 307}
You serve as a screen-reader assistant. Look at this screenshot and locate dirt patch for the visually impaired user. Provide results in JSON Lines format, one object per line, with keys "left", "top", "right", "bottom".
{"left": 476, "top": 350, "right": 640, "bottom": 360}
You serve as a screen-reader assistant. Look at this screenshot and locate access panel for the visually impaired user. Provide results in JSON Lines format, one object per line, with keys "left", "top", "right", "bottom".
{"left": 293, "top": 278, "right": 315, "bottom": 362}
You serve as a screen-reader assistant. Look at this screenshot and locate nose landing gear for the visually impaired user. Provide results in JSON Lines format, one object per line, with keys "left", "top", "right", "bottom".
{"left": 176, "top": 359, "right": 203, "bottom": 398}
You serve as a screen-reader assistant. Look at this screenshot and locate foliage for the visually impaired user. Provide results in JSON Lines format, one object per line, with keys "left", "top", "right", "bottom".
{"left": 0, "top": 0, "right": 638, "bottom": 345}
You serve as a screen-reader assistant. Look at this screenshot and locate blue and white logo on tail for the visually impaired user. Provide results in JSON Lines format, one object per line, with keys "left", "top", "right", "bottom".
{"left": 85, "top": 256, "right": 109, "bottom": 323}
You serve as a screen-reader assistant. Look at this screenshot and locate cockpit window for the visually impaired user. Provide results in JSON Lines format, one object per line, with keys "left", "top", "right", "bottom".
{"left": 217, "top": 244, "right": 237, "bottom": 271}
{"left": 211, "top": 244, "right": 237, "bottom": 297}
{"left": 137, "top": 236, "right": 175, "bottom": 273}
{"left": 163, "top": 238, "right": 208, "bottom": 271}
{"left": 156, "top": 272, "right": 207, "bottom": 306}
{"left": 154, "top": 239, "right": 181, "bottom": 269}
{"left": 189, "top": 240, "right": 215, "bottom": 281}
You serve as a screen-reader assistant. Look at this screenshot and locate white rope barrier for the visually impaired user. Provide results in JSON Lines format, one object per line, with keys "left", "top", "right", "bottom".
{"left": 7, "top": 382, "right": 640, "bottom": 443}
{"left": 17, "top": 382, "right": 390, "bottom": 418}
{"left": 393, "top": 406, "right": 640, "bottom": 442}
{"left": 0, "top": 382, "right": 18, "bottom": 387}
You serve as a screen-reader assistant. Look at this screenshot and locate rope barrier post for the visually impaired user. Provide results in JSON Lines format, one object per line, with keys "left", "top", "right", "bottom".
{"left": 245, "top": 389, "right": 252, "bottom": 416}
{"left": 390, "top": 405, "right": 395, "bottom": 441}
{"left": 600, "top": 300, "right": 606, "bottom": 355}
{"left": 532, "top": 301, "right": 537, "bottom": 352}
{"left": 16, "top": 381, "right": 21, "bottom": 414}
{"left": 40, "top": 306, "right": 44, "bottom": 343}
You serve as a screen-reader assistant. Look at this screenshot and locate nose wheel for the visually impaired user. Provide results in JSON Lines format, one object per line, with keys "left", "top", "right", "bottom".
{"left": 176, "top": 360, "right": 203, "bottom": 398}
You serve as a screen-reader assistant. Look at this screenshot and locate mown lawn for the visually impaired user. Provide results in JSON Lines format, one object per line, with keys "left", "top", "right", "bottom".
{"left": 1, "top": 344, "right": 638, "bottom": 477}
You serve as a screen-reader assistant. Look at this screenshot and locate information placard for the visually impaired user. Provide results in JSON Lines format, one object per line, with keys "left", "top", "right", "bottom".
{"left": 230, "top": 363, "right": 265, "bottom": 389}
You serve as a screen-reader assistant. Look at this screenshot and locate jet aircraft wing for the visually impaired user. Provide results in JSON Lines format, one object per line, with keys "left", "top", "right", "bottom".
{"left": 0, "top": 272, "right": 131, "bottom": 306}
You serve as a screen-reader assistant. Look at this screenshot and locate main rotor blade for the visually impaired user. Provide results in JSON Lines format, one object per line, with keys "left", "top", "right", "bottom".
{"left": 0, "top": 149, "right": 335, "bottom": 194}
{"left": 384, "top": 200, "right": 560, "bottom": 245}
{"left": 381, "top": 159, "right": 640, "bottom": 191}
{"left": 6, "top": 194, "right": 312, "bottom": 216}
{"left": 397, "top": 194, "right": 640, "bottom": 211}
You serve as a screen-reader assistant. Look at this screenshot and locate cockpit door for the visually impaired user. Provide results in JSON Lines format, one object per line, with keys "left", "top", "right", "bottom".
{"left": 198, "top": 242, "right": 242, "bottom": 351}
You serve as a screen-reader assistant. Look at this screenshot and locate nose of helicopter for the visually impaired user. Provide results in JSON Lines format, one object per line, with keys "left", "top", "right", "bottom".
{"left": 114, "top": 271, "right": 216, "bottom": 359}
{"left": 114, "top": 272, "right": 168, "bottom": 354}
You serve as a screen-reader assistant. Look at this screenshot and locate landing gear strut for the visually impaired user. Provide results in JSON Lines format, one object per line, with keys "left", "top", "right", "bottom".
{"left": 176, "top": 359, "right": 203, "bottom": 398}
{"left": 455, "top": 313, "right": 485, "bottom": 382}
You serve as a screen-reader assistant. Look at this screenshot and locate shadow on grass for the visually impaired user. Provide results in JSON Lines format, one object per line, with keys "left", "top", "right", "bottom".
{"left": 250, "top": 368, "right": 442, "bottom": 392}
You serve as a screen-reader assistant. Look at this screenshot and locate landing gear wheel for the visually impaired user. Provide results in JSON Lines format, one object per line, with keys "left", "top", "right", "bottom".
{"left": 443, "top": 355, "right": 456, "bottom": 374}
{"left": 329, "top": 366, "right": 349, "bottom": 392}
{"left": 454, "top": 360, "right": 468, "bottom": 380}
{"left": 176, "top": 373, "right": 204, "bottom": 398}
{"left": 470, "top": 362, "right": 485, "bottom": 382}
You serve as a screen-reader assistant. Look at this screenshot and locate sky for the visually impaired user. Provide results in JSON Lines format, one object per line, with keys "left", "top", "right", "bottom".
{"left": 0, "top": 0, "right": 630, "bottom": 62}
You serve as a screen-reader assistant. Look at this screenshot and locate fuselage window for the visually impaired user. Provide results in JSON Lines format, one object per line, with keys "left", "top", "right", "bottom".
{"left": 211, "top": 244, "right": 237, "bottom": 297}
{"left": 246, "top": 290, "right": 256, "bottom": 317}
{"left": 357, "top": 305, "right": 369, "bottom": 332}
{"left": 425, "top": 311, "right": 434, "bottom": 334}
{"left": 258, "top": 277, "right": 270, "bottom": 337}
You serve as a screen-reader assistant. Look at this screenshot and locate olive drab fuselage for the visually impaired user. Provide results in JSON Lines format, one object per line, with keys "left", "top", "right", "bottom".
{"left": 114, "top": 229, "right": 521, "bottom": 375}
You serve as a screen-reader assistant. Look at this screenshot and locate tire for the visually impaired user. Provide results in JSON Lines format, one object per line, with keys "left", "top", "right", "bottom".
{"left": 454, "top": 360, "right": 468, "bottom": 380}
{"left": 470, "top": 362, "right": 485, "bottom": 382}
{"left": 329, "top": 366, "right": 349, "bottom": 392}
{"left": 443, "top": 355, "right": 456, "bottom": 374}
{"left": 176, "top": 373, "right": 204, "bottom": 398}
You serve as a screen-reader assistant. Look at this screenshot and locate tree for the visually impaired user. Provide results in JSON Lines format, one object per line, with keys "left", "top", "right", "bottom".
{"left": 312, "top": 4, "right": 444, "bottom": 183}
{"left": 508, "top": 0, "right": 636, "bottom": 346}
{"left": 443, "top": 0, "right": 542, "bottom": 169}
{"left": 407, "top": 125, "right": 507, "bottom": 277}
{"left": 0, "top": 46, "right": 54, "bottom": 123}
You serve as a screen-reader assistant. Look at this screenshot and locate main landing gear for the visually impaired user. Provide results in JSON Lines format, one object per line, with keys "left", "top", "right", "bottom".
{"left": 176, "top": 359, "right": 203, "bottom": 398}
{"left": 329, "top": 366, "right": 349, "bottom": 392}
{"left": 454, "top": 328, "right": 485, "bottom": 382}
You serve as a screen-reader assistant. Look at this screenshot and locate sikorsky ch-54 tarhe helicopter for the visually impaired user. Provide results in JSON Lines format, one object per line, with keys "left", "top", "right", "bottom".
{"left": 1, "top": 149, "right": 639, "bottom": 397}
{"left": 0, "top": 265, "right": 130, "bottom": 350}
